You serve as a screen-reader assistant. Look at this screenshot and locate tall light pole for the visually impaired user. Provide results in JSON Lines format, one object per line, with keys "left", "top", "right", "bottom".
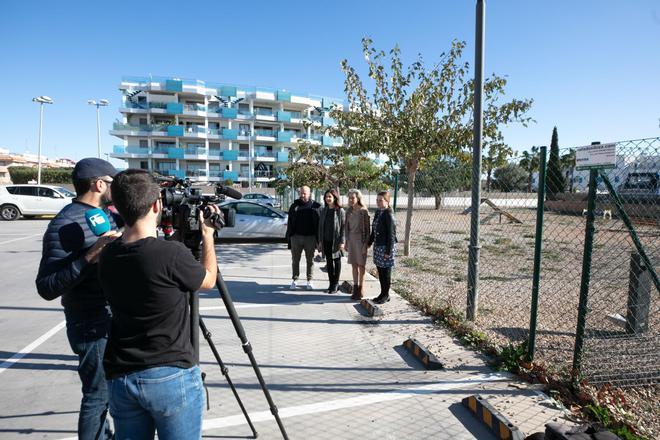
{"left": 32, "top": 96, "right": 54, "bottom": 185}
{"left": 88, "top": 99, "right": 110, "bottom": 158}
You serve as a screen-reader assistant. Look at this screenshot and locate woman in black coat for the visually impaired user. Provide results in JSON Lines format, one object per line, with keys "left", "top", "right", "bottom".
{"left": 368, "top": 191, "right": 396, "bottom": 304}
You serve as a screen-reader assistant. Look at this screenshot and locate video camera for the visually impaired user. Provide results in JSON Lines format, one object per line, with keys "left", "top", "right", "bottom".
{"left": 156, "top": 176, "right": 241, "bottom": 251}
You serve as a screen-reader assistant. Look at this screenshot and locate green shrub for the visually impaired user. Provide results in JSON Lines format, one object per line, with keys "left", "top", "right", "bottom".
{"left": 8, "top": 167, "right": 73, "bottom": 184}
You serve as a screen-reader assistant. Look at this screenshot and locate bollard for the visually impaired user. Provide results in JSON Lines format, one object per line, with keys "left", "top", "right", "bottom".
{"left": 626, "top": 253, "right": 654, "bottom": 334}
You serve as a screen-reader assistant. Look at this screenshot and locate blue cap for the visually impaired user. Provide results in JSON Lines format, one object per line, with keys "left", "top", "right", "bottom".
{"left": 72, "top": 158, "right": 118, "bottom": 180}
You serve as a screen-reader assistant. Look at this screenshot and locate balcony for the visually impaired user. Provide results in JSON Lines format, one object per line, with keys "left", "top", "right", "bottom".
{"left": 185, "top": 169, "right": 207, "bottom": 177}
{"left": 254, "top": 129, "right": 275, "bottom": 140}
{"left": 254, "top": 150, "right": 276, "bottom": 158}
{"left": 277, "top": 111, "right": 291, "bottom": 123}
{"left": 237, "top": 109, "right": 254, "bottom": 119}
{"left": 165, "top": 79, "right": 183, "bottom": 92}
{"left": 184, "top": 103, "right": 207, "bottom": 113}
{"left": 207, "top": 128, "right": 221, "bottom": 137}
{"left": 182, "top": 126, "right": 206, "bottom": 137}
{"left": 166, "top": 102, "right": 183, "bottom": 114}
{"left": 277, "top": 90, "right": 291, "bottom": 102}
{"left": 277, "top": 131, "right": 292, "bottom": 142}
{"left": 220, "top": 86, "right": 237, "bottom": 97}
{"left": 208, "top": 149, "right": 222, "bottom": 158}
{"left": 222, "top": 150, "right": 239, "bottom": 161}
{"left": 223, "top": 170, "right": 238, "bottom": 181}
{"left": 112, "top": 145, "right": 149, "bottom": 156}
{"left": 167, "top": 148, "right": 185, "bottom": 159}
{"left": 221, "top": 108, "right": 238, "bottom": 119}
{"left": 167, "top": 125, "right": 184, "bottom": 137}
{"left": 222, "top": 129, "right": 238, "bottom": 140}
{"left": 184, "top": 147, "right": 207, "bottom": 156}
{"left": 277, "top": 151, "right": 289, "bottom": 162}
{"left": 254, "top": 170, "right": 274, "bottom": 178}
{"left": 209, "top": 170, "right": 222, "bottom": 178}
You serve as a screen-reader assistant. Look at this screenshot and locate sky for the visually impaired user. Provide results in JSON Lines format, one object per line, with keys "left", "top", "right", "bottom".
{"left": 1, "top": 0, "right": 659, "bottom": 165}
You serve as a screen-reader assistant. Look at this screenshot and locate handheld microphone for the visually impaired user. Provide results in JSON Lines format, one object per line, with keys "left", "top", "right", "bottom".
{"left": 215, "top": 184, "right": 242, "bottom": 200}
{"left": 85, "top": 208, "right": 112, "bottom": 236}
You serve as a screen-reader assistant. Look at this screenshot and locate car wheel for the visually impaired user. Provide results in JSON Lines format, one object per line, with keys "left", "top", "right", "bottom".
{"left": 1, "top": 204, "right": 21, "bottom": 221}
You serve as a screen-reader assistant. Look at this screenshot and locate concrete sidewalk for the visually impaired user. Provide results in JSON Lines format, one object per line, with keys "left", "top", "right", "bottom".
{"left": 0, "top": 225, "right": 572, "bottom": 439}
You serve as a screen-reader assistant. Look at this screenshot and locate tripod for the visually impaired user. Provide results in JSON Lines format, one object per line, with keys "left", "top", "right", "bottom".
{"left": 190, "top": 265, "right": 290, "bottom": 440}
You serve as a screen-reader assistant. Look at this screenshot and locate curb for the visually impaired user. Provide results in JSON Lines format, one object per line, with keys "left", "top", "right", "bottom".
{"left": 403, "top": 338, "right": 443, "bottom": 370}
{"left": 462, "top": 395, "right": 525, "bottom": 440}
{"left": 360, "top": 298, "right": 383, "bottom": 317}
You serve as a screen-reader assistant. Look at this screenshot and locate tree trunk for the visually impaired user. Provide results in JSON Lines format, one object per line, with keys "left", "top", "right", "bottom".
{"left": 528, "top": 169, "right": 533, "bottom": 193}
{"left": 486, "top": 169, "right": 492, "bottom": 192}
{"left": 403, "top": 161, "right": 418, "bottom": 257}
{"left": 434, "top": 195, "right": 442, "bottom": 209}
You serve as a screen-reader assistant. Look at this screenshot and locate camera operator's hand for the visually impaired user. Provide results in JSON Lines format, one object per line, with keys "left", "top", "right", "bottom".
{"left": 85, "top": 231, "right": 122, "bottom": 264}
{"left": 199, "top": 205, "right": 222, "bottom": 236}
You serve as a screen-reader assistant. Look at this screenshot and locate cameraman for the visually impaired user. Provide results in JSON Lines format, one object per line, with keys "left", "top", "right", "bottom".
{"left": 98, "top": 169, "right": 218, "bottom": 439}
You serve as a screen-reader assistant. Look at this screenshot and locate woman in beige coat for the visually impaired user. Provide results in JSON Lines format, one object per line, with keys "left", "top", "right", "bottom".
{"left": 344, "top": 189, "right": 370, "bottom": 300}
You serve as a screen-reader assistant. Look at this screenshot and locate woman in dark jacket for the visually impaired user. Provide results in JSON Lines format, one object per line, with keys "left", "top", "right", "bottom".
{"left": 368, "top": 191, "right": 396, "bottom": 304}
{"left": 318, "top": 188, "right": 346, "bottom": 293}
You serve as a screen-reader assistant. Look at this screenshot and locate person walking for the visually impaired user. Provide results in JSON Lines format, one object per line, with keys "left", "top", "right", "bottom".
{"left": 317, "top": 188, "right": 346, "bottom": 293}
{"left": 368, "top": 191, "right": 397, "bottom": 304}
{"left": 285, "top": 185, "right": 321, "bottom": 290}
{"left": 345, "top": 189, "right": 370, "bottom": 300}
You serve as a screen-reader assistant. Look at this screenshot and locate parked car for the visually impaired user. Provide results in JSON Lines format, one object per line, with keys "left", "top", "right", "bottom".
{"left": 217, "top": 200, "right": 287, "bottom": 239}
{"left": 617, "top": 171, "right": 659, "bottom": 203}
{"left": 241, "top": 193, "right": 281, "bottom": 209}
{"left": 0, "top": 184, "right": 75, "bottom": 220}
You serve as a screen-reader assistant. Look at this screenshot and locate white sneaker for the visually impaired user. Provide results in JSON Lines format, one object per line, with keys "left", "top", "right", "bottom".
{"left": 289, "top": 280, "right": 297, "bottom": 289}
{"left": 306, "top": 281, "right": 314, "bottom": 290}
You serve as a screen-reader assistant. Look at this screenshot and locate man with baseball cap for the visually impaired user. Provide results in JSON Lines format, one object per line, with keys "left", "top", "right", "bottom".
{"left": 36, "top": 157, "right": 122, "bottom": 439}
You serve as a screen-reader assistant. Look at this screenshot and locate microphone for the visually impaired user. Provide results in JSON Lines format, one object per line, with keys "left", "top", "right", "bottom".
{"left": 85, "top": 208, "right": 112, "bottom": 236}
{"left": 215, "top": 184, "right": 242, "bottom": 200}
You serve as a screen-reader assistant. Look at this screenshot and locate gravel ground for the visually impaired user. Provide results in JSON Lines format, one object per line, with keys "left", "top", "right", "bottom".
{"left": 365, "top": 205, "right": 659, "bottom": 437}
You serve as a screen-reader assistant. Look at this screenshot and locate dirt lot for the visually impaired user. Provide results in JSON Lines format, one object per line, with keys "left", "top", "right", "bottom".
{"left": 365, "top": 204, "right": 659, "bottom": 436}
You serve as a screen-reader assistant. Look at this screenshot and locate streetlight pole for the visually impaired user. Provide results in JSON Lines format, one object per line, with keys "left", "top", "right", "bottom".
{"left": 88, "top": 99, "right": 109, "bottom": 158}
{"left": 32, "top": 96, "right": 54, "bottom": 185}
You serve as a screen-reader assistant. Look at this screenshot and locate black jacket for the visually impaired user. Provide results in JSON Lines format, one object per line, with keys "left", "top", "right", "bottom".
{"left": 285, "top": 198, "right": 321, "bottom": 241}
{"left": 35, "top": 200, "right": 118, "bottom": 322}
{"left": 368, "top": 209, "right": 397, "bottom": 255}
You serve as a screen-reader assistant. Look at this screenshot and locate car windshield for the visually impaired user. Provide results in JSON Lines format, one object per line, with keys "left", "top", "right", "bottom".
{"left": 55, "top": 187, "right": 76, "bottom": 197}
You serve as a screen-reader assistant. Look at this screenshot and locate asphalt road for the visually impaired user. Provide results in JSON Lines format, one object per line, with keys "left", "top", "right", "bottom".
{"left": 0, "top": 219, "right": 531, "bottom": 439}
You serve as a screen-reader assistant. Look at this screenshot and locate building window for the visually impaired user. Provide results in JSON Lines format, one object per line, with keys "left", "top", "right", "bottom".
{"left": 140, "top": 161, "right": 148, "bottom": 170}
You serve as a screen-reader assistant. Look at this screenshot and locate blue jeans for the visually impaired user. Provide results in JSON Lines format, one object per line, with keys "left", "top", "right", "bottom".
{"left": 66, "top": 316, "right": 113, "bottom": 440}
{"left": 108, "top": 366, "right": 205, "bottom": 440}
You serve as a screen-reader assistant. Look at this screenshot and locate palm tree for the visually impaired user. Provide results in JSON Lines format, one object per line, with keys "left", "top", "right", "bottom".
{"left": 519, "top": 146, "right": 540, "bottom": 192}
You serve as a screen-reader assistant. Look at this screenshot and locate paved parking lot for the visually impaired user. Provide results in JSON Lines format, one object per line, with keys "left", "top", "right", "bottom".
{"left": 0, "top": 219, "right": 566, "bottom": 439}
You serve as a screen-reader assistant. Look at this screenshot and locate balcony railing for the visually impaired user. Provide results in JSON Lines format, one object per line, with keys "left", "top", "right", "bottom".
{"left": 254, "top": 129, "right": 275, "bottom": 137}
{"left": 184, "top": 126, "right": 206, "bottom": 134}
{"left": 185, "top": 169, "right": 207, "bottom": 177}
{"left": 208, "top": 149, "right": 222, "bottom": 157}
{"left": 184, "top": 104, "right": 207, "bottom": 112}
{"left": 238, "top": 130, "right": 252, "bottom": 137}
{"left": 254, "top": 170, "right": 274, "bottom": 178}
{"left": 253, "top": 108, "right": 274, "bottom": 117}
{"left": 185, "top": 147, "right": 207, "bottom": 155}
{"left": 254, "top": 150, "right": 276, "bottom": 158}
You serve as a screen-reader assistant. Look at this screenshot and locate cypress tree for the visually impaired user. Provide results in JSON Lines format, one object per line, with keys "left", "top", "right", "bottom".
{"left": 547, "top": 126, "right": 565, "bottom": 198}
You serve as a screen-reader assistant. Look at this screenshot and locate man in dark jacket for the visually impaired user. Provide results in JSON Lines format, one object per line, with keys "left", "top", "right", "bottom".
{"left": 285, "top": 185, "right": 321, "bottom": 289}
{"left": 35, "top": 158, "right": 121, "bottom": 440}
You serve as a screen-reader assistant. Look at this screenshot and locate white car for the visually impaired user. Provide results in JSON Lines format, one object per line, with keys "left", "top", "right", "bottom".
{"left": 241, "top": 193, "right": 282, "bottom": 209}
{"left": 218, "top": 200, "right": 287, "bottom": 239}
{"left": 0, "top": 184, "right": 75, "bottom": 220}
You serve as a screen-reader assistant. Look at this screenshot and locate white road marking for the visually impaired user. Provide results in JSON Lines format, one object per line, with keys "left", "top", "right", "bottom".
{"left": 0, "top": 233, "right": 42, "bottom": 246}
{"left": 0, "top": 320, "right": 66, "bottom": 375}
{"left": 57, "top": 373, "right": 505, "bottom": 439}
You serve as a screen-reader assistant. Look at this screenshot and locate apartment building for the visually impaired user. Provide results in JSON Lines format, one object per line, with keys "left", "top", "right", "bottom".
{"left": 110, "top": 76, "right": 344, "bottom": 187}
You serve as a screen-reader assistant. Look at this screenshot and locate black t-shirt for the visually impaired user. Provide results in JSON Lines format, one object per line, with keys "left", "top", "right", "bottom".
{"left": 99, "top": 237, "right": 206, "bottom": 379}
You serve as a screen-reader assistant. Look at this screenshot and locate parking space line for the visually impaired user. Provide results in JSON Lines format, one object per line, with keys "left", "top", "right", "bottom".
{"left": 0, "top": 320, "right": 66, "bottom": 375}
{"left": 56, "top": 373, "right": 505, "bottom": 440}
{"left": 0, "top": 233, "right": 42, "bottom": 246}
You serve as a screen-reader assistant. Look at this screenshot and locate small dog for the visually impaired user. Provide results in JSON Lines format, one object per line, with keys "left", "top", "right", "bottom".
{"left": 582, "top": 208, "right": 612, "bottom": 219}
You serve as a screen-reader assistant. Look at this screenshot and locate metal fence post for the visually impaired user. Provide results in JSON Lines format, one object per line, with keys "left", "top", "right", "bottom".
{"left": 572, "top": 168, "right": 598, "bottom": 382}
{"left": 527, "top": 146, "right": 547, "bottom": 362}
{"left": 466, "top": 0, "right": 486, "bottom": 321}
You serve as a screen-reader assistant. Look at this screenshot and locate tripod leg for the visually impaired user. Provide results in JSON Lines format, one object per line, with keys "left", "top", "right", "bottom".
{"left": 216, "top": 269, "right": 290, "bottom": 440}
{"left": 199, "top": 317, "right": 258, "bottom": 439}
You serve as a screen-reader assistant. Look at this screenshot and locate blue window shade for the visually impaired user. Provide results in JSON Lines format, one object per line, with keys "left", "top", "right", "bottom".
{"left": 221, "top": 108, "right": 238, "bottom": 119}
{"left": 277, "top": 131, "right": 292, "bottom": 142}
{"left": 167, "top": 125, "right": 184, "bottom": 137}
{"left": 166, "top": 102, "right": 183, "bottom": 114}
{"left": 277, "top": 151, "right": 289, "bottom": 162}
{"left": 220, "top": 86, "right": 237, "bottom": 97}
{"left": 223, "top": 170, "right": 238, "bottom": 180}
{"left": 277, "top": 111, "right": 291, "bottom": 122}
{"left": 277, "top": 90, "right": 291, "bottom": 102}
{"left": 165, "top": 79, "right": 183, "bottom": 92}
{"left": 113, "top": 146, "right": 126, "bottom": 154}
{"left": 222, "top": 129, "right": 238, "bottom": 140}
{"left": 222, "top": 150, "right": 238, "bottom": 161}
{"left": 167, "top": 148, "right": 185, "bottom": 159}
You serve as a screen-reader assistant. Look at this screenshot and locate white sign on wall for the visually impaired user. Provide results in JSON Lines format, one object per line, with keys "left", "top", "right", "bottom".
{"left": 575, "top": 143, "right": 616, "bottom": 170}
